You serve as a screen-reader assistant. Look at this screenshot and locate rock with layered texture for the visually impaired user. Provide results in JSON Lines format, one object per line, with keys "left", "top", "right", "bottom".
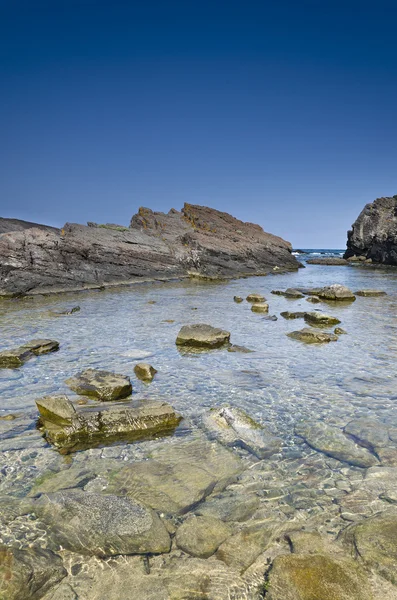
{"left": 0, "top": 339, "right": 59, "bottom": 368}
{"left": 176, "top": 324, "right": 230, "bottom": 349}
{"left": 345, "top": 195, "right": 397, "bottom": 264}
{"left": 0, "top": 204, "right": 300, "bottom": 296}
{"left": 65, "top": 369, "right": 132, "bottom": 401}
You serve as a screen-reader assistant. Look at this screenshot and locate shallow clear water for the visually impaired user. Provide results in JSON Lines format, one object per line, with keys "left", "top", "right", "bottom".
{"left": 1, "top": 262, "right": 397, "bottom": 513}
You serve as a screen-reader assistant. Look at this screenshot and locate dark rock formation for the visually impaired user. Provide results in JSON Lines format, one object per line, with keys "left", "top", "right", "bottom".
{"left": 344, "top": 195, "right": 397, "bottom": 264}
{"left": 0, "top": 204, "right": 300, "bottom": 296}
{"left": 0, "top": 217, "right": 58, "bottom": 235}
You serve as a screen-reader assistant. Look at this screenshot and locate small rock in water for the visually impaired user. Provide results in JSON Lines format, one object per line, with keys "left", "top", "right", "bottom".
{"left": 317, "top": 284, "right": 356, "bottom": 302}
{"left": 271, "top": 288, "right": 304, "bottom": 298}
{"left": 251, "top": 302, "right": 269, "bottom": 313}
{"left": 65, "top": 368, "right": 132, "bottom": 401}
{"left": 264, "top": 314, "right": 278, "bottom": 321}
{"left": 202, "top": 405, "right": 282, "bottom": 459}
{"left": 134, "top": 362, "right": 157, "bottom": 382}
{"left": 0, "top": 413, "right": 17, "bottom": 420}
{"left": 49, "top": 305, "right": 81, "bottom": 316}
{"left": 176, "top": 324, "right": 230, "bottom": 349}
{"left": 233, "top": 296, "right": 244, "bottom": 303}
{"left": 306, "top": 295, "right": 321, "bottom": 303}
{"left": 295, "top": 420, "right": 379, "bottom": 467}
{"left": 31, "top": 489, "right": 171, "bottom": 557}
{"left": 280, "top": 311, "right": 306, "bottom": 320}
{"left": 0, "top": 339, "right": 59, "bottom": 368}
{"left": 227, "top": 344, "right": 253, "bottom": 353}
{"left": 334, "top": 327, "right": 347, "bottom": 335}
{"left": 287, "top": 328, "right": 338, "bottom": 343}
{"left": 175, "top": 515, "right": 231, "bottom": 558}
{"left": 304, "top": 312, "right": 341, "bottom": 326}
{"left": 246, "top": 293, "right": 266, "bottom": 303}
{"left": 355, "top": 289, "right": 387, "bottom": 297}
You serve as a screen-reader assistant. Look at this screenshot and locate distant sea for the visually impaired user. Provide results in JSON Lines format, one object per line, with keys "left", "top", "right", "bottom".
{"left": 293, "top": 248, "right": 345, "bottom": 260}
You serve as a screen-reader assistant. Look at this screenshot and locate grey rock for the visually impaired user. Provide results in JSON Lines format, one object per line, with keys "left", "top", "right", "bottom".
{"left": 316, "top": 284, "right": 356, "bottom": 302}
{"left": 280, "top": 311, "right": 306, "bottom": 319}
{"left": 305, "top": 296, "right": 321, "bottom": 303}
{"left": 344, "top": 418, "right": 390, "bottom": 450}
{"left": 201, "top": 406, "right": 282, "bottom": 459}
{"left": 196, "top": 492, "right": 260, "bottom": 522}
{"left": 345, "top": 195, "right": 397, "bottom": 264}
{"left": 175, "top": 515, "right": 231, "bottom": 558}
{"left": 295, "top": 421, "right": 379, "bottom": 467}
{"left": 65, "top": 368, "right": 132, "bottom": 401}
{"left": 0, "top": 204, "right": 300, "bottom": 297}
{"left": 32, "top": 489, "right": 171, "bottom": 557}
{"left": 304, "top": 312, "right": 341, "bottom": 326}
{"left": 175, "top": 324, "right": 230, "bottom": 349}
{"left": 271, "top": 288, "right": 304, "bottom": 298}
{"left": 0, "top": 339, "right": 59, "bottom": 368}
{"left": 355, "top": 289, "right": 387, "bottom": 296}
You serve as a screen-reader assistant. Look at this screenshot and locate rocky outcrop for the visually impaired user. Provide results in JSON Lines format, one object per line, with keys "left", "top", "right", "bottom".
{"left": 0, "top": 217, "right": 58, "bottom": 235}
{"left": 345, "top": 195, "right": 397, "bottom": 264}
{"left": 0, "top": 204, "right": 300, "bottom": 296}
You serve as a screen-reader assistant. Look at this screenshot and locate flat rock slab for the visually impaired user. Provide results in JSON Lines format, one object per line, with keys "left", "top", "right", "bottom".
{"left": 304, "top": 311, "right": 341, "bottom": 326}
{"left": 287, "top": 328, "right": 338, "bottom": 343}
{"left": 196, "top": 492, "right": 260, "bottom": 522}
{"left": 36, "top": 396, "right": 182, "bottom": 452}
{"left": 271, "top": 289, "right": 304, "bottom": 298}
{"left": 246, "top": 293, "right": 266, "bottom": 302}
{"left": 216, "top": 521, "right": 275, "bottom": 574}
{"left": 344, "top": 418, "right": 390, "bottom": 450}
{"left": 306, "top": 257, "right": 348, "bottom": 265}
{"left": 317, "top": 284, "right": 356, "bottom": 301}
{"left": 295, "top": 421, "right": 379, "bottom": 468}
{"left": 106, "top": 438, "right": 243, "bottom": 515}
{"left": 32, "top": 489, "right": 171, "bottom": 557}
{"left": 0, "top": 339, "right": 59, "bottom": 368}
{"left": 0, "top": 545, "right": 66, "bottom": 600}
{"left": 251, "top": 302, "right": 269, "bottom": 313}
{"left": 201, "top": 406, "right": 282, "bottom": 459}
{"left": 265, "top": 553, "right": 372, "bottom": 600}
{"left": 175, "top": 515, "right": 231, "bottom": 558}
{"left": 65, "top": 368, "right": 132, "bottom": 400}
{"left": 176, "top": 324, "right": 230, "bottom": 349}
{"left": 341, "top": 507, "right": 397, "bottom": 583}
{"left": 355, "top": 289, "right": 387, "bottom": 296}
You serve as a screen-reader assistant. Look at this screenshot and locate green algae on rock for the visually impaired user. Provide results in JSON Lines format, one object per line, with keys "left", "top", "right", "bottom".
{"left": 175, "top": 324, "right": 230, "bottom": 349}
{"left": 65, "top": 368, "right": 132, "bottom": 401}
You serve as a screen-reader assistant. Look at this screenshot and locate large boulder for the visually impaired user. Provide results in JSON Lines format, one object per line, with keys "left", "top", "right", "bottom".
{"left": 0, "top": 205, "right": 300, "bottom": 297}
{"left": 65, "top": 369, "right": 132, "bottom": 400}
{"left": 176, "top": 324, "right": 230, "bottom": 349}
{"left": 345, "top": 195, "right": 397, "bottom": 264}
{"left": 31, "top": 489, "right": 171, "bottom": 557}
{"left": 316, "top": 284, "right": 356, "bottom": 302}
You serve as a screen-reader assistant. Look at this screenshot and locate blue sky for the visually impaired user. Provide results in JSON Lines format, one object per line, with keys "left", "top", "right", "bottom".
{"left": 1, "top": 0, "right": 396, "bottom": 247}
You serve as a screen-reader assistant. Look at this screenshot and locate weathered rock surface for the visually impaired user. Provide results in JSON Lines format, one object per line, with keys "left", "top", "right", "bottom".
{"left": 31, "top": 489, "right": 171, "bottom": 556}
{"left": 246, "top": 293, "right": 266, "bottom": 303}
{"left": 0, "top": 204, "right": 299, "bottom": 296}
{"left": 287, "top": 328, "right": 338, "bottom": 343}
{"left": 341, "top": 507, "right": 397, "bottom": 584}
{"left": 196, "top": 492, "right": 260, "bottom": 522}
{"left": 355, "top": 289, "right": 387, "bottom": 296}
{"left": 216, "top": 521, "right": 275, "bottom": 573}
{"left": 202, "top": 406, "right": 282, "bottom": 459}
{"left": 251, "top": 302, "right": 269, "bottom": 313}
{"left": 106, "top": 439, "right": 243, "bottom": 515}
{"left": 175, "top": 515, "right": 231, "bottom": 558}
{"left": 65, "top": 369, "right": 132, "bottom": 400}
{"left": 36, "top": 396, "right": 182, "bottom": 452}
{"left": 271, "top": 288, "right": 304, "bottom": 298}
{"left": 295, "top": 421, "right": 379, "bottom": 467}
{"left": 305, "top": 295, "right": 321, "bottom": 303}
{"left": 304, "top": 311, "right": 341, "bottom": 326}
{"left": 334, "top": 327, "right": 347, "bottom": 334}
{"left": 306, "top": 257, "right": 348, "bottom": 265}
{"left": 265, "top": 553, "right": 372, "bottom": 600}
{"left": 133, "top": 362, "right": 157, "bottom": 382}
{"left": 0, "top": 217, "right": 58, "bottom": 235}
{"left": 176, "top": 324, "right": 230, "bottom": 349}
{"left": 0, "top": 339, "right": 59, "bottom": 368}
{"left": 316, "top": 284, "right": 356, "bottom": 301}
{"left": 0, "top": 545, "right": 66, "bottom": 600}
{"left": 280, "top": 311, "right": 306, "bottom": 320}
{"left": 344, "top": 418, "right": 390, "bottom": 451}
{"left": 345, "top": 195, "right": 397, "bottom": 264}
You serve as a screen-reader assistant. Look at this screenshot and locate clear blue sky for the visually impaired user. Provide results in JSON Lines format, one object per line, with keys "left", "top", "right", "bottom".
{"left": 1, "top": 0, "right": 396, "bottom": 247}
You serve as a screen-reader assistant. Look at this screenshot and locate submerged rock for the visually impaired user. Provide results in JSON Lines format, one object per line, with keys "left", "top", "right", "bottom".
{"left": 36, "top": 397, "right": 182, "bottom": 453}
{"left": 201, "top": 406, "right": 282, "bottom": 459}
{"left": 196, "top": 492, "right": 260, "bottom": 522}
{"left": 334, "top": 327, "right": 347, "bottom": 335}
{"left": 227, "top": 344, "right": 253, "bottom": 353}
{"left": 304, "top": 312, "right": 341, "bottom": 326}
{"left": 48, "top": 306, "right": 81, "bottom": 316}
{"left": 344, "top": 418, "right": 390, "bottom": 450}
{"left": 355, "top": 289, "right": 387, "bottom": 297}
{"left": 106, "top": 438, "right": 243, "bottom": 515}
{"left": 251, "top": 302, "right": 269, "bottom": 313}
{"left": 295, "top": 421, "right": 379, "bottom": 467}
{"left": 246, "top": 293, "right": 266, "bottom": 303}
{"left": 287, "top": 328, "right": 338, "bottom": 343}
{"left": 265, "top": 553, "right": 372, "bottom": 600}
{"left": 216, "top": 521, "right": 274, "bottom": 573}
{"left": 341, "top": 507, "right": 397, "bottom": 583}
{"left": 133, "top": 362, "right": 157, "bottom": 382}
{"left": 306, "top": 296, "right": 321, "bottom": 303}
{"left": 271, "top": 288, "right": 304, "bottom": 298}
{"left": 65, "top": 368, "right": 132, "bottom": 401}
{"left": 280, "top": 311, "right": 306, "bottom": 320}
{"left": 0, "top": 545, "right": 66, "bottom": 600}
{"left": 317, "top": 284, "right": 356, "bottom": 302}
{"left": 32, "top": 489, "right": 171, "bottom": 557}
{"left": 0, "top": 339, "right": 59, "bottom": 368}
{"left": 175, "top": 515, "right": 231, "bottom": 558}
{"left": 175, "top": 324, "right": 230, "bottom": 349}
